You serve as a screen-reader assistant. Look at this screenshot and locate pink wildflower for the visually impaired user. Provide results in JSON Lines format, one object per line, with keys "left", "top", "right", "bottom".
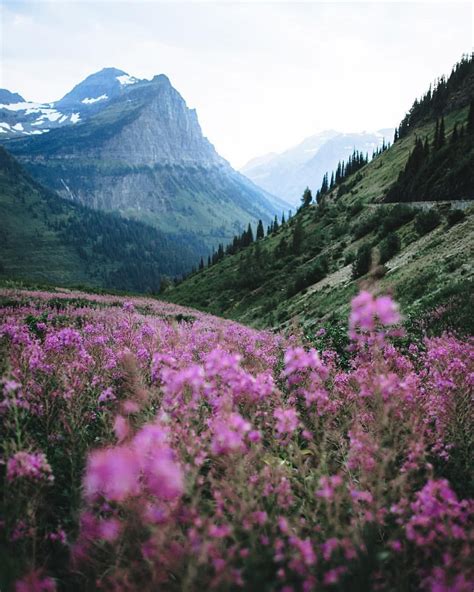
{"left": 274, "top": 407, "right": 299, "bottom": 438}
{"left": 7, "top": 451, "right": 53, "bottom": 483}
{"left": 84, "top": 446, "right": 139, "bottom": 501}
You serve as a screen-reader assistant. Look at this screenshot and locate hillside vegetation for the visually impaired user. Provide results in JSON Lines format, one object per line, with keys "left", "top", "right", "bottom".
{"left": 0, "top": 147, "right": 204, "bottom": 292}
{"left": 166, "top": 57, "right": 474, "bottom": 337}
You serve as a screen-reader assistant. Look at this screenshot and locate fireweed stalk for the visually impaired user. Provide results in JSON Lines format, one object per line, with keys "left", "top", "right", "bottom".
{"left": 0, "top": 289, "right": 472, "bottom": 591}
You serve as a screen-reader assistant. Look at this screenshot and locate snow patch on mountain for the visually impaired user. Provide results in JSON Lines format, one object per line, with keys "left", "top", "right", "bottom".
{"left": 81, "top": 94, "right": 108, "bottom": 104}
{"left": 70, "top": 113, "right": 80, "bottom": 123}
{"left": 117, "top": 74, "right": 138, "bottom": 86}
{"left": 0, "top": 101, "right": 45, "bottom": 112}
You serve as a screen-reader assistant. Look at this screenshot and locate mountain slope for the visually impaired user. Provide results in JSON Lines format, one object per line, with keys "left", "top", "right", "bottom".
{"left": 166, "top": 57, "right": 474, "bottom": 333}
{"left": 1, "top": 70, "right": 288, "bottom": 249}
{"left": 0, "top": 146, "right": 206, "bottom": 292}
{"left": 241, "top": 129, "right": 393, "bottom": 205}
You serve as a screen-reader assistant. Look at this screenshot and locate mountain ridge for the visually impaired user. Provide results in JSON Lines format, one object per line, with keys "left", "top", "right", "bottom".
{"left": 241, "top": 129, "right": 393, "bottom": 205}
{"left": 0, "top": 145, "right": 206, "bottom": 291}
{"left": 1, "top": 68, "right": 289, "bottom": 250}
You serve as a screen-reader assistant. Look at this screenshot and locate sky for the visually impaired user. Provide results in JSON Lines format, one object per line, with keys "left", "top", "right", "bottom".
{"left": 1, "top": 1, "right": 473, "bottom": 168}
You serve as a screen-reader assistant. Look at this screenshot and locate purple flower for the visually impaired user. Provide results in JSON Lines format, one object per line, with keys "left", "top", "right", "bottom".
{"left": 7, "top": 451, "right": 53, "bottom": 484}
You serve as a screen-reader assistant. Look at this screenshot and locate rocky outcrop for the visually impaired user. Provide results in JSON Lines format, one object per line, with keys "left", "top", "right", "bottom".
{"left": 2, "top": 69, "right": 288, "bottom": 249}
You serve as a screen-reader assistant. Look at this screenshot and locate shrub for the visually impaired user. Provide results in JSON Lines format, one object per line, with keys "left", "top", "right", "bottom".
{"left": 379, "top": 204, "right": 415, "bottom": 237}
{"left": 352, "top": 243, "right": 372, "bottom": 279}
{"left": 344, "top": 251, "right": 356, "bottom": 266}
{"left": 447, "top": 209, "right": 466, "bottom": 226}
{"left": 349, "top": 200, "right": 364, "bottom": 216}
{"left": 287, "top": 258, "right": 328, "bottom": 297}
{"left": 414, "top": 209, "right": 441, "bottom": 236}
{"left": 352, "top": 210, "right": 383, "bottom": 240}
{"left": 379, "top": 232, "right": 401, "bottom": 264}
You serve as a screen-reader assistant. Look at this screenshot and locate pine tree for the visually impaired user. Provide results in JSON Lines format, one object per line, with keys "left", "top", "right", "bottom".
{"left": 438, "top": 117, "right": 446, "bottom": 148}
{"left": 451, "top": 123, "right": 459, "bottom": 144}
{"left": 292, "top": 217, "right": 304, "bottom": 255}
{"left": 467, "top": 99, "right": 474, "bottom": 134}
{"left": 281, "top": 212, "right": 286, "bottom": 225}
{"left": 217, "top": 243, "right": 224, "bottom": 260}
{"left": 273, "top": 215, "right": 279, "bottom": 233}
{"left": 247, "top": 223, "right": 254, "bottom": 245}
{"left": 320, "top": 173, "right": 329, "bottom": 195}
{"left": 256, "top": 219, "right": 265, "bottom": 240}
{"left": 199, "top": 257, "right": 204, "bottom": 270}
{"left": 433, "top": 119, "right": 439, "bottom": 150}
{"left": 423, "top": 137, "right": 430, "bottom": 157}
{"left": 301, "top": 187, "right": 313, "bottom": 208}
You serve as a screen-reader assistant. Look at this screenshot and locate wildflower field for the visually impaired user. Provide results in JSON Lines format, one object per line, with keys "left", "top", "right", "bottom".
{"left": 0, "top": 288, "right": 473, "bottom": 591}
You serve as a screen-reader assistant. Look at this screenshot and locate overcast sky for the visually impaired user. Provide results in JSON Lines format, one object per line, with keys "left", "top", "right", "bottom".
{"left": 1, "top": 1, "right": 473, "bottom": 167}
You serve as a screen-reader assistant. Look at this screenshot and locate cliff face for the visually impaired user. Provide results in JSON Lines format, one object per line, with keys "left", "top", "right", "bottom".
{"left": 98, "top": 76, "right": 225, "bottom": 167}
{"left": 2, "top": 71, "right": 286, "bottom": 248}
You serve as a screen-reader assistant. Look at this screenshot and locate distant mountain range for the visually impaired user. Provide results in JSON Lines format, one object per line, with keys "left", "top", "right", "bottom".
{"left": 0, "top": 68, "right": 288, "bottom": 253}
{"left": 241, "top": 129, "right": 394, "bottom": 205}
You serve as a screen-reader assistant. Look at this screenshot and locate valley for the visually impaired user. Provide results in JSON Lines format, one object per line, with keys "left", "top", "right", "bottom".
{"left": 0, "top": 12, "right": 473, "bottom": 590}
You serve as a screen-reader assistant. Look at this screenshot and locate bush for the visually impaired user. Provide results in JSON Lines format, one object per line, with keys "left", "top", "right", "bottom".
{"left": 379, "top": 232, "right": 401, "bottom": 264}
{"left": 352, "top": 243, "right": 372, "bottom": 279}
{"left": 349, "top": 200, "right": 363, "bottom": 216}
{"left": 414, "top": 209, "right": 441, "bottom": 236}
{"left": 344, "top": 251, "right": 356, "bottom": 266}
{"left": 446, "top": 209, "right": 466, "bottom": 226}
{"left": 352, "top": 210, "right": 384, "bottom": 240}
{"left": 287, "top": 258, "right": 328, "bottom": 297}
{"left": 379, "top": 204, "right": 415, "bottom": 237}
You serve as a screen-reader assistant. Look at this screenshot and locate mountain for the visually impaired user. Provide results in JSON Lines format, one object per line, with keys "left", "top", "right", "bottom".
{"left": 1, "top": 69, "right": 288, "bottom": 248}
{"left": 0, "top": 68, "right": 141, "bottom": 137}
{"left": 0, "top": 89, "right": 25, "bottom": 105}
{"left": 166, "top": 55, "right": 474, "bottom": 334}
{"left": 241, "top": 129, "right": 393, "bottom": 205}
{"left": 0, "top": 146, "right": 207, "bottom": 292}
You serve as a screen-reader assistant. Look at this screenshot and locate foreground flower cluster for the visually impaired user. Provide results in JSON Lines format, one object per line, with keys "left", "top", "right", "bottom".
{"left": 0, "top": 288, "right": 472, "bottom": 591}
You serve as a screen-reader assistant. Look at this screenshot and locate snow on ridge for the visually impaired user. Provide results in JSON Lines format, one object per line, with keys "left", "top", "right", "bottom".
{"left": 0, "top": 122, "right": 12, "bottom": 130}
{"left": 12, "top": 123, "right": 24, "bottom": 131}
{"left": 117, "top": 74, "right": 138, "bottom": 86}
{"left": 0, "top": 101, "right": 44, "bottom": 112}
{"left": 81, "top": 94, "right": 108, "bottom": 104}
{"left": 44, "top": 111, "right": 63, "bottom": 122}
{"left": 70, "top": 113, "right": 80, "bottom": 124}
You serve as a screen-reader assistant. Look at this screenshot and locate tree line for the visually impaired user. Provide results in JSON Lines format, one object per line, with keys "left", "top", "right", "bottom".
{"left": 394, "top": 52, "right": 473, "bottom": 142}
{"left": 386, "top": 100, "right": 474, "bottom": 203}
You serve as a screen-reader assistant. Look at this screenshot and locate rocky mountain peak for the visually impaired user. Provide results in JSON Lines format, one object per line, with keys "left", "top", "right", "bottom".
{"left": 57, "top": 67, "right": 140, "bottom": 108}
{"left": 0, "top": 89, "right": 26, "bottom": 105}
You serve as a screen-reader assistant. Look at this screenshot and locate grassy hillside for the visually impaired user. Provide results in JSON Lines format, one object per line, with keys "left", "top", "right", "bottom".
{"left": 165, "top": 104, "right": 473, "bottom": 336}
{"left": 0, "top": 147, "right": 205, "bottom": 292}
